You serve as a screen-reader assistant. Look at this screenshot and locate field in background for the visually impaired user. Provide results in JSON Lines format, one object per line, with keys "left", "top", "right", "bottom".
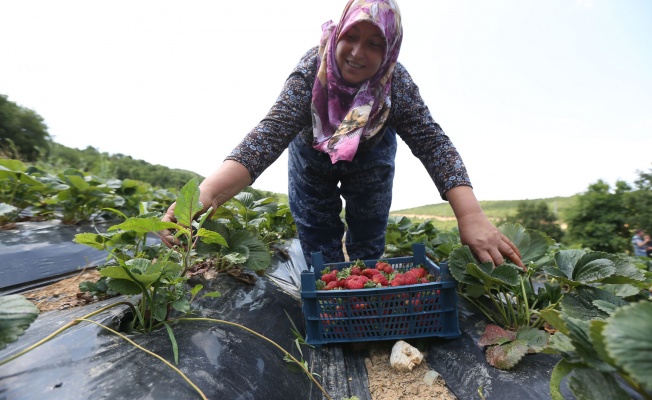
{"left": 389, "top": 196, "right": 578, "bottom": 231}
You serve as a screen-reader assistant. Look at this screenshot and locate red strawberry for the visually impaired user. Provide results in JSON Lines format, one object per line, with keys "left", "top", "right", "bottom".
{"left": 375, "top": 261, "right": 392, "bottom": 274}
{"left": 345, "top": 275, "right": 369, "bottom": 290}
{"left": 324, "top": 280, "right": 339, "bottom": 290}
{"left": 321, "top": 271, "right": 337, "bottom": 283}
{"left": 402, "top": 271, "right": 418, "bottom": 285}
{"left": 372, "top": 274, "right": 389, "bottom": 286}
{"left": 409, "top": 267, "right": 426, "bottom": 279}
{"left": 420, "top": 277, "right": 429, "bottom": 283}
{"left": 350, "top": 266, "right": 362, "bottom": 275}
{"left": 376, "top": 260, "right": 391, "bottom": 271}
{"left": 390, "top": 279, "right": 403, "bottom": 287}
{"left": 362, "top": 269, "right": 380, "bottom": 278}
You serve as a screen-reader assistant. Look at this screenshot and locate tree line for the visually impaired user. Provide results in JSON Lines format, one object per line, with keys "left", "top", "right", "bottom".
{"left": 1, "top": 94, "right": 202, "bottom": 190}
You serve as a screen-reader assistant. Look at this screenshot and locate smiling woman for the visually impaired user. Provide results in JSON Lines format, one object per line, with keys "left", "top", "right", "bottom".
{"left": 335, "top": 21, "right": 386, "bottom": 85}
{"left": 161, "top": 0, "right": 525, "bottom": 272}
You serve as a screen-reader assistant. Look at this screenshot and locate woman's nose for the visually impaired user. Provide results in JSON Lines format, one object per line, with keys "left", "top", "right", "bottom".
{"left": 350, "top": 42, "right": 362, "bottom": 57}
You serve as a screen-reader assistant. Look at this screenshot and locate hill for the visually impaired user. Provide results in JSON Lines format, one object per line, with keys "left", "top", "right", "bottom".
{"left": 389, "top": 196, "right": 577, "bottom": 230}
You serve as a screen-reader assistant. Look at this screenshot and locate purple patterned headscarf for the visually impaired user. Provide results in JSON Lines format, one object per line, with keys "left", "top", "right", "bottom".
{"left": 311, "top": 0, "right": 403, "bottom": 163}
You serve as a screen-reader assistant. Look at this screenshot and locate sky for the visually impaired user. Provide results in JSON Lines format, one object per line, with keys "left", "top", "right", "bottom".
{"left": 1, "top": 0, "right": 651, "bottom": 211}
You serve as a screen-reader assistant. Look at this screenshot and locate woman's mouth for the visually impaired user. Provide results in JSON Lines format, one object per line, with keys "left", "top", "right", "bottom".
{"left": 346, "top": 60, "right": 364, "bottom": 69}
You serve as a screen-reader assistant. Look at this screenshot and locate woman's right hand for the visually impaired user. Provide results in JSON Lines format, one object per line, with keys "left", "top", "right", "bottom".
{"left": 159, "top": 160, "right": 253, "bottom": 248}
{"left": 160, "top": 201, "right": 180, "bottom": 248}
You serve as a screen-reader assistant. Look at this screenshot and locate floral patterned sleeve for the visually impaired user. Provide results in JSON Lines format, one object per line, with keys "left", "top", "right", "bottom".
{"left": 388, "top": 63, "right": 473, "bottom": 200}
{"left": 225, "top": 48, "right": 317, "bottom": 182}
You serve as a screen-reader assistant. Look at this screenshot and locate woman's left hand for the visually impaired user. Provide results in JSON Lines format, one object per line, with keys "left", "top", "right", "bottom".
{"left": 457, "top": 212, "right": 526, "bottom": 270}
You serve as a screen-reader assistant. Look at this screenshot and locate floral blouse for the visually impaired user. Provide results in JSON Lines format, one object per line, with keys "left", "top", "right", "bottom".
{"left": 226, "top": 47, "right": 472, "bottom": 200}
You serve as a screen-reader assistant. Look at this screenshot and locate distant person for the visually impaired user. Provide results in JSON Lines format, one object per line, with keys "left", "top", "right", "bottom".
{"left": 161, "top": 0, "right": 525, "bottom": 270}
{"left": 631, "top": 229, "right": 650, "bottom": 257}
{"left": 645, "top": 234, "right": 652, "bottom": 257}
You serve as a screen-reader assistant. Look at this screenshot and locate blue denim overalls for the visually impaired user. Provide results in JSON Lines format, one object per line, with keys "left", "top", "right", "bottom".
{"left": 288, "top": 127, "right": 397, "bottom": 267}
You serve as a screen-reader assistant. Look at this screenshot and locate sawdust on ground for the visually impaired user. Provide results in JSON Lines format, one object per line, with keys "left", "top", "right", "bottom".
{"left": 23, "top": 269, "right": 102, "bottom": 313}
{"left": 366, "top": 347, "right": 457, "bottom": 400}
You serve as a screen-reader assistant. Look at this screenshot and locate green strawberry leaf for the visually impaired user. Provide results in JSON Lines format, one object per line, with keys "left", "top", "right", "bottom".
{"left": 515, "top": 326, "right": 549, "bottom": 352}
{"left": 174, "top": 178, "right": 202, "bottom": 228}
{"left": 0, "top": 295, "right": 39, "bottom": 350}
{"left": 603, "top": 301, "right": 652, "bottom": 393}
{"left": 550, "top": 359, "right": 575, "bottom": 400}
{"left": 567, "top": 368, "right": 631, "bottom": 400}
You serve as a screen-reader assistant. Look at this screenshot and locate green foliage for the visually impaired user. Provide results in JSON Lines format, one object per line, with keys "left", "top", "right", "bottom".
{"left": 43, "top": 168, "right": 126, "bottom": 224}
{"left": 46, "top": 142, "right": 203, "bottom": 190}
{"left": 75, "top": 178, "right": 223, "bottom": 332}
{"left": 384, "top": 215, "right": 457, "bottom": 261}
{"left": 503, "top": 200, "right": 564, "bottom": 242}
{"left": 196, "top": 219, "right": 271, "bottom": 274}
{"left": 449, "top": 223, "right": 555, "bottom": 329}
{"left": 0, "top": 295, "right": 39, "bottom": 350}
{"left": 0, "top": 158, "right": 180, "bottom": 225}
{"left": 0, "top": 159, "right": 49, "bottom": 224}
{"left": 447, "top": 221, "right": 651, "bottom": 381}
{"left": 566, "top": 180, "right": 632, "bottom": 253}
{"left": 544, "top": 301, "right": 652, "bottom": 399}
{"left": 73, "top": 178, "right": 287, "bottom": 332}
{"left": 0, "top": 94, "right": 51, "bottom": 161}
{"left": 211, "top": 191, "right": 296, "bottom": 258}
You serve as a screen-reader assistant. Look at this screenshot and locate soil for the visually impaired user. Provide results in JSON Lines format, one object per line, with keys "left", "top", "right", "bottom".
{"left": 22, "top": 268, "right": 458, "bottom": 399}
{"left": 366, "top": 347, "right": 457, "bottom": 400}
{"left": 23, "top": 269, "right": 103, "bottom": 313}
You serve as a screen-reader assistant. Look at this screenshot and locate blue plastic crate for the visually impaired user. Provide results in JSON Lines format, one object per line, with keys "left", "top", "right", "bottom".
{"left": 300, "top": 243, "right": 461, "bottom": 346}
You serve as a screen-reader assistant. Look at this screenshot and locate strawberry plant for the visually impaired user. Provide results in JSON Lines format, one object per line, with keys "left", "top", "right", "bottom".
{"left": 42, "top": 168, "right": 125, "bottom": 224}
{"left": 449, "top": 223, "right": 554, "bottom": 330}
{"left": 0, "top": 159, "right": 51, "bottom": 225}
{"left": 384, "top": 215, "right": 460, "bottom": 262}
{"left": 448, "top": 222, "right": 650, "bottom": 375}
{"left": 74, "top": 178, "right": 225, "bottom": 332}
{"left": 212, "top": 192, "right": 297, "bottom": 253}
{"left": 542, "top": 301, "right": 652, "bottom": 400}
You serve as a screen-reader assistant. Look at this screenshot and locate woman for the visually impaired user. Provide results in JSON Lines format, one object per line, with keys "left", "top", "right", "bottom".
{"left": 162, "top": 0, "right": 525, "bottom": 270}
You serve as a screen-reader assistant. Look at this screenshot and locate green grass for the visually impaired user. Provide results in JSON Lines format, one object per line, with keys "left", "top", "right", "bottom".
{"left": 389, "top": 195, "right": 578, "bottom": 230}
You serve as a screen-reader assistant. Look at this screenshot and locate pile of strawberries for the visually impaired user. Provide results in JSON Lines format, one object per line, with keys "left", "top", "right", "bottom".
{"left": 315, "top": 260, "right": 435, "bottom": 291}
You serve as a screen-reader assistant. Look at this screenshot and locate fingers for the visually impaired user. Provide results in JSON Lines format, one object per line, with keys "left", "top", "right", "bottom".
{"left": 160, "top": 231, "right": 178, "bottom": 248}
{"left": 160, "top": 202, "right": 179, "bottom": 248}
{"left": 473, "top": 235, "right": 526, "bottom": 271}
{"left": 501, "top": 236, "right": 526, "bottom": 270}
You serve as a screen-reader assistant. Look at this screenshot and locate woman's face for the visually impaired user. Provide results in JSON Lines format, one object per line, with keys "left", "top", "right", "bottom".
{"left": 335, "top": 21, "right": 386, "bottom": 85}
